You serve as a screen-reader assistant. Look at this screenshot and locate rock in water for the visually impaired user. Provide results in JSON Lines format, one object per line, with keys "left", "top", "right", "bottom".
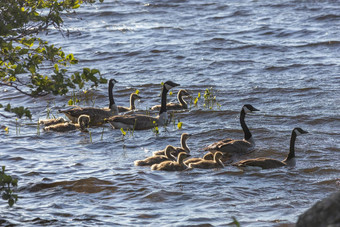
{"left": 296, "top": 191, "right": 340, "bottom": 227}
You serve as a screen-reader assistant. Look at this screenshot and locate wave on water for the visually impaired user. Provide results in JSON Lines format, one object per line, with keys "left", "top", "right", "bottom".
{"left": 27, "top": 177, "right": 117, "bottom": 193}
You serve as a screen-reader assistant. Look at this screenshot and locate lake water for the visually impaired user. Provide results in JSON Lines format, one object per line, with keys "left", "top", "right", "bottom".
{"left": 1, "top": 0, "right": 339, "bottom": 226}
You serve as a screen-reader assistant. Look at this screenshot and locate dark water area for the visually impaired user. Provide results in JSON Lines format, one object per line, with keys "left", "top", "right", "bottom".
{"left": 1, "top": 0, "right": 339, "bottom": 226}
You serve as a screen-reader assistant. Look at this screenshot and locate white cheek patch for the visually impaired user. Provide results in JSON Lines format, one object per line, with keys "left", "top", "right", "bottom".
{"left": 243, "top": 106, "right": 251, "bottom": 113}
{"left": 294, "top": 129, "right": 302, "bottom": 135}
{"left": 164, "top": 84, "right": 173, "bottom": 91}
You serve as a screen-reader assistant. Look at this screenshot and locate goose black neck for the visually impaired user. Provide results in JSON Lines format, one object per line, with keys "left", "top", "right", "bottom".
{"left": 109, "top": 81, "right": 115, "bottom": 109}
{"left": 178, "top": 91, "right": 187, "bottom": 108}
{"left": 286, "top": 130, "right": 297, "bottom": 161}
{"left": 240, "top": 109, "right": 252, "bottom": 140}
{"left": 159, "top": 85, "right": 168, "bottom": 115}
{"left": 130, "top": 95, "right": 135, "bottom": 110}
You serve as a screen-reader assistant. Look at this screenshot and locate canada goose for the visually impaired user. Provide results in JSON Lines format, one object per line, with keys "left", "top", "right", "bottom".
{"left": 151, "top": 152, "right": 190, "bottom": 171}
{"left": 59, "top": 79, "right": 118, "bottom": 125}
{"left": 44, "top": 114, "right": 90, "bottom": 132}
{"left": 151, "top": 89, "right": 191, "bottom": 111}
{"left": 153, "top": 133, "right": 191, "bottom": 156}
{"left": 134, "top": 145, "right": 176, "bottom": 166}
{"left": 106, "top": 81, "right": 180, "bottom": 130}
{"left": 39, "top": 117, "right": 66, "bottom": 127}
{"left": 184, "top": 152, "right": 214, "bottom": 165}
{"left": 233, "top": 128, "right": 308, "bottom": 169}
{"left": 189, "top": 152, "right": 224, "bottom": 169}
{"left": 204, "top": 104, "right": 259, "bottom": 162}
{"left": 118, "top": 93, "right": 142, "bottom": 113}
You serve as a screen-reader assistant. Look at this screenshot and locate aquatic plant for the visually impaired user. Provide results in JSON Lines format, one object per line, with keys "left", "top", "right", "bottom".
{"left": 0, "top": 166, "right": 18, "bottom": 207}
{"left": 228, "top": 217, "right": 241, "bottom": 227}
{"left": 152, "top": 121, "right": 159, "bottom": 136}
{"left": 189, "top": 88, "right": 221, "bottom": 110}
{"left": 3, "top": 103, "right": 32, "bottom": 120}
{"left": 37, "top": 119, "right": 40, "bottom": 136}
{"left": 177, "top": 122, "right": 183, "bottom": 130}
{"left": 4, "top": 126, "right": 9, "bottom": 134}
{"left": 203, "top": 87, "right": 221, "bottom": 110}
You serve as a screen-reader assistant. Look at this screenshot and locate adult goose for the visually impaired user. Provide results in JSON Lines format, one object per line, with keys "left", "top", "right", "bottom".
{"left": 204, "top": 104, "right": 259, "bottom": 162}
{"left": 233, "top": 128, "right": 308, "bottom": 169}
{"left": 134, "top": 145, "right": 176, "bottom": 166}
{"left": 151, "top": 89, "right": 191, "bottom": 111}
{"left": 106, "top": 81, "right": 180, "bottom": 130}
{"left": 44, "top": 115, "right": 90, "bottom": 132}
{"left": 59, "top": 79, "right": 118, "bottom": 126}
{"left": 118, "top": 93, "right": 142, "bottom": 113}
{"left": 153, "top": 133, "right": 191, "bottom": 156}
{"left": 151, "top": 152, "right": 190, "bottom": 171}
{"left": 184, "top": 152, "right": 214, "bottom": 166}
{"left": 189, "top": 152, "right": 224, "bottom": 169}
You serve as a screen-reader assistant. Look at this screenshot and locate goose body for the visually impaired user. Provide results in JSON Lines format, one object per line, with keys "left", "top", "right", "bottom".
{"left": 59, "top": 79, "right": 118, "bottom": 125}
{"left": 44, "top": 115, "right": 90, "bottom": 132}
{"left": 106, "top": 81, "right": 180, "bottom": 130}
{"left": 151, "top": 152, "right": 190, "bottom": 171}
{"left": 39, "top": 117, "right": 66, "bottom": 127}
{"left": 153, "top": 133, "right": 191, "bottom": 156}
{"left": 189, "top": 152, "right": 224, "bottom": 169}
{"left": 151, "top": 89, "right": 191, "bottom": 111}
{"left": 117, "top": 93, "right": 141, "bottom": 113}
{"left": 204, "top": 104, "right": 259, "bottom": 162}
{"left": 233, "top": 128, "right": 308, "bottom": 169}
{"left": 184, "top": 152, "right": 214, "bottom": 165}
{"left": 134, "top": 145, "right": 176, "bottom": 166}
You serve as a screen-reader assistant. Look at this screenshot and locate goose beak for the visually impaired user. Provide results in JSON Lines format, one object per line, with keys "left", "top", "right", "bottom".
{"left": 253, "top": 107, "right": 260, "bottom": 111}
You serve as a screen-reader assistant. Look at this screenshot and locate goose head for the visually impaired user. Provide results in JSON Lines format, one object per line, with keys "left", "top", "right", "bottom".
{"left": 131, "top": 93, "right": 142, "bottom": 101}
{"left": 243, "top": 104, "right": 260, "bottom": 113}
{"left": 179, "top": 89, "right": 191, "bottom": 97}
{"left": 78, "top": 114, "right": 90, "bottom": 130}
{"left": 214, "top": 152, "right": 223, "bottom": 162}
{"left": 164, "top": 81, "right": 180, "bottom": 91}
{"left": 109, "top": 78, "right": 118, "bottom": 86}
{"left": 164, "top": 145, "right": 177, "bottom": 159}
{"left": 177, "top": 152, "right": 191, "bottom": 163}
{"left": 293, "top": 127, "right": 308, "bottom": 136}
{"left": 181, "top": 133, "right": 191, "bottom": 142}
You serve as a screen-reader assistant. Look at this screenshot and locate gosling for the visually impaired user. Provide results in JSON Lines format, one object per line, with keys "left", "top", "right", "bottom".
{"left": 189, "top": 152, "right": 224, "bottom": 169}
{"left": 134, "top": 145, "right": 176, "bottom": 166}
{"left": 151, "top": 152, "right": 190, "bottom": 171}
{"left": 44, "top": 115, "right": 90, "bottom": 132}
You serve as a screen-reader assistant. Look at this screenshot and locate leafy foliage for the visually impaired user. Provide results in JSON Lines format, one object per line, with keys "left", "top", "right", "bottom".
{"left": 0, "top": 166, "right": 18, "bottom": 207}
{"left": 3, "top": 103, "right": 32, "bottom": 119}
{"left": 0, "top": 0, "right": 106, "bottom": 97}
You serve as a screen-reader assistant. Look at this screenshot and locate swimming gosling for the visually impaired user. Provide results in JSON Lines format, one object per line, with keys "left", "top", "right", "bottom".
{"left": 151, "top": 152, "right": 190, "bottom": 171}
{"left": 44, "top": 115, "right": 90, "bottom": 132}
{"left": 189, "top": 152, "right": 224, "bottom": 169}
{"left": 134, "top": 145, "right": 176, "bottom": 166}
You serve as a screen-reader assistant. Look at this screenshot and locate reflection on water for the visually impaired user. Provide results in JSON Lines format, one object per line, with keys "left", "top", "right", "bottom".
{"left": 1, "top": 0, "right": 340, "bottom": 226}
